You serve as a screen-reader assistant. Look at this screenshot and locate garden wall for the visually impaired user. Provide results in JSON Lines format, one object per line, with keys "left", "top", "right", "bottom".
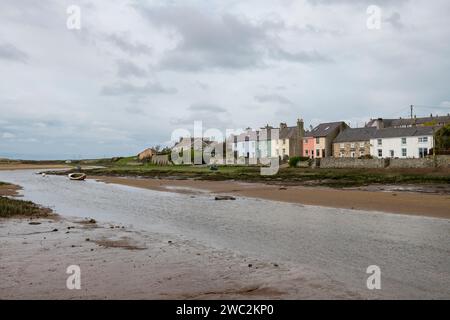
{"left": 319, "top": 158, "right": 387, "bottom": 169}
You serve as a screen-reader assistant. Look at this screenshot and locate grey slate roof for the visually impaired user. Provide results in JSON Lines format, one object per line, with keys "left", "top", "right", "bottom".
{"left": 279, "top": 126, "right": 298, "bottom": 139}
{"left": 372, "top": 126, "right": 435, "bottom": 139}
{"left": 310, "top": 122, "right": 346, "bottom": 137}
{"left": 334, "top": 127, "right": 377, "bottom": 143}
{"left": 366, "top": 115, "right": 450, "bottom": 128}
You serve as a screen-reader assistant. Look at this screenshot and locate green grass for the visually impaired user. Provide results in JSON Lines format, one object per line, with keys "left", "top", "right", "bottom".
{"left": 46, "top": 163, "right": 450, "bottom": 187}
{"left": 0, "top": 196, "right": 51, "bottom": 218}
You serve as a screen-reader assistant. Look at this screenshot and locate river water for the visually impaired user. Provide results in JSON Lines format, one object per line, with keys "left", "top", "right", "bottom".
{"left": 1, "top": 170, "right": 449, "bottom": 299}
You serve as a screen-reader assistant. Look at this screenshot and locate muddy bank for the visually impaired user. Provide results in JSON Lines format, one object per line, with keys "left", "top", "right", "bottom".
{"left": 0, "top": 182, "right": 20, "bottom": 197}
{"left": 96, "top": 176, "right": 450, "bottom": 219}
{"left": 0, "top": 164, "right": 69, "bottom": 171}
{"left": 0, "top": 217, "right": 360, "bottom": 299}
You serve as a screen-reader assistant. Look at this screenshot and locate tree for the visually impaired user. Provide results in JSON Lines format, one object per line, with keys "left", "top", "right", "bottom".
{"left": 434, "top": 124, "right": 450, "bottom": 152}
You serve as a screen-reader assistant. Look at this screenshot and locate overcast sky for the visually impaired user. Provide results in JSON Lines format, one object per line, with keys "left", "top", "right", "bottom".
{"left": 1, "top": 0, "right": 449, "bottom": 159}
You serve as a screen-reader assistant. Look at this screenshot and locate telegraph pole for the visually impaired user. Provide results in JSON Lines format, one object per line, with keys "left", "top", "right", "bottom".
{"left": 410, "top": 105, "right": 414, "bottom": 119}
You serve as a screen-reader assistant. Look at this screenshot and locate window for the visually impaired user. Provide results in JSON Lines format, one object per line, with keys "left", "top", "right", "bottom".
{"left": 418, "top": 137, "right": 428, "bottom": 143}
{"left": 401, "top": 137, "right": 407, "bottom": 145}
{"left": 351, "top": 152, "right": 355, "bottom": 158}
{"left": 390, "top": 150, "right": 394, "bottom": 158}
{"left": 340, "top": 143, "right": 344, "bottom": 149}
{"left": 377, "top": 139, "right": 382, "bottom": 146}
{"left": 316, "top": 149, "right": 320, "bottom": 157}
{"left": 350, "top": 143, "right": 355, "bottom": 149}
{"left": 305, "top": 150, "right": 309, "bottom": 155}
{"left": 340, "top": 152, "right": 344, "bottom": 158}
{"left": 316, "top": 137, "right": 320, "bottom": 144}
{"left": 402, "top": 148, "right": 407, "bottom": 157}
{"left": 419, "top": 148, "right": 428, "bottom": 158}
{"left": 378, "top": 149, "right": 382, "bottom": 157}
{"left": 360, "top": 142, "right": 365, "bottom": 148}
{"left": 360, "top": 151, "right": 365, "bottom": 157}
{"left": 282, "top": 148, "right": 286, "bottom": 155}
{"left": 282, "top": 139, "right": 286, "bottom": 145}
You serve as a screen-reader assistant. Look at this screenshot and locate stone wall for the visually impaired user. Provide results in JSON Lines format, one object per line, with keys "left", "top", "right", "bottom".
{"left": 319, "top": 157, "right": 387, "bottom": 169}
{"left": 318, "top": 155, "right": 450, "bottom": 169}
{"left": 151, "top": 154, "right": 169, "bottom": 165}
{"left": 389, "top": 156, "right": 450, "bottom": 168}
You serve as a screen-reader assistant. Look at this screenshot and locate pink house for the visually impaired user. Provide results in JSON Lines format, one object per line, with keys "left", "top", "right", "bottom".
{"left": 302, "top": 134, "right": 315, "bottom": 158}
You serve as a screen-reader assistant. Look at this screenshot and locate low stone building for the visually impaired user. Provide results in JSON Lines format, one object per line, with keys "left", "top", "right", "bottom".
{"left": 137, "top": 148, "right": 156, "bottom": 161}
{"left": 333, "top": 127, "right": 377, "bottom": 158}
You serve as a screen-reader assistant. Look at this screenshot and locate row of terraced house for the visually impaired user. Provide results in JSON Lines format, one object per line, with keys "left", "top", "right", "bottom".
{"left": 228, "top": 114, "right": 450, "bottom": 162}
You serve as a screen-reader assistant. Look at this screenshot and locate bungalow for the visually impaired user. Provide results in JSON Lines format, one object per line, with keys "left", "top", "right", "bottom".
{"left": 333, "top": 127, "right": 377, "bottom": 158}
{"left": 305, "top": 122, "right": 348, "bottom": 158}
{"left": 369, "top": 126, "right": 435, "bottom": 158}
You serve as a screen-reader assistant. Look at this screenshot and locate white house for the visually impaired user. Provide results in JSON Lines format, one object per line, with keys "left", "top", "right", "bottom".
{"left": 232, "top": 128, "right": 260, "bottom": 164}
{"left": 369, "top": 127, "right": 435, "bottom": 159}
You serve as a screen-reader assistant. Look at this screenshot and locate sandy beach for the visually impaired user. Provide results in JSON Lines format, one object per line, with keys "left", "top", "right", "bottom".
{"left": 95, "top": 176, "right": 450, "bottom": 219}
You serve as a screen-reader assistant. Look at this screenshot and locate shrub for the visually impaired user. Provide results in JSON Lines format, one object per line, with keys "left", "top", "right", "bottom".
{"left": 289, "top": 156, "right": 310, "bottom": 167}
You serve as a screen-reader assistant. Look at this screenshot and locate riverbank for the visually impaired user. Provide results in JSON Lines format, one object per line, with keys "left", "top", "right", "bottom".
{"left": 0, "top": 164, "right": 69, "bottom": 171}
{"left": 96, "top": 176, "right": 450, "bottom": 219}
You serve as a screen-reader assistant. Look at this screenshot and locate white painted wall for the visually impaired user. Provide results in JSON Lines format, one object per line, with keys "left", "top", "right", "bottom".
{"left": 370, "top": 135, "right": 434, "bottom": 158}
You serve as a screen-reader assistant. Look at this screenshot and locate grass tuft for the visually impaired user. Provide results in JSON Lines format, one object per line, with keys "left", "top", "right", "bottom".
{"left": 0, "top": 196, "right": 51, "bottom": 218}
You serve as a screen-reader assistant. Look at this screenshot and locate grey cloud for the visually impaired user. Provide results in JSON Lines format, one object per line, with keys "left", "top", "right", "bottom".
{"left": 101, "top": 81, "right": 177, "bottom": 96}
{"left": 270, "top": 48, "right": 333, "bottom": 63}
{"left": 134, "top": 5, "right": 327, "bottom": 71}
{"left": 0, "top": 43, "right": 28, "bottom": 63}
{"left": 173, "top": 103, "right": 231, "bottom": 128}
{"left": 188, "top": 104, "right": 227, "bottom": 113}
{"left": 255, "top": 94, "right": 293, "bottom": 105}
{"left": 385, "top": 12, "right": 404, "bottom": 30}
{"left": 116, "top": 60, "right": 148, "bottom": 78}
{"left": 106, "top": 33, "right": 152, "bottom": 56}
{"left": 307, "top": 0, "right": 409, "bottom": 6}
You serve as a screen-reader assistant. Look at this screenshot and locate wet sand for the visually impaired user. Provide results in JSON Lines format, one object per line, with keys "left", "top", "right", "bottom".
{"left": 96, "top": 176, "right": 450, "bottom": 219}
{"left": 0, "top": 217, "right": 360, "bottom": 299}
{"left": 0, "top": 178, "right": 358, "bottom": 299}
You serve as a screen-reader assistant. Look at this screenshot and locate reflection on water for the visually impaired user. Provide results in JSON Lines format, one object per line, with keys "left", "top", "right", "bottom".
{"left": 0, "top": 169, "right": 449, "bottom": 299}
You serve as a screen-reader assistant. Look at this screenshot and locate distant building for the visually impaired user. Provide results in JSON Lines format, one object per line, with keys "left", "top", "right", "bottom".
{"left": 369, "top": 126, "right": 435, "bottom": 159}
{"left": 333, "top": 127, "right": 377, "bottom": 158}
{"left": 137, "top": 148, "right": 156, "bottom": 161}
{"left": 271, "top": 119, "right": 304, "bottom": 159}
{"left": 305, "top": 122, "right": 348, "bottom": 158}
{"left": 302, "top": 133, "right": 315, "bottom": 158}
{"left": 171, "top": 137, "right": 213, "bottom": 154}
{"left": 232, "top": 128, "right": 260, "bottom": 164}
{"left": 366, "top": 115, "right": 450, "bottom": 129}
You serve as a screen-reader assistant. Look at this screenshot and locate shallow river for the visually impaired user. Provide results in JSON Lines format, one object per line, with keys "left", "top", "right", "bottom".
{"left": 1, "top": 170, "right": 449, "bottom": 299}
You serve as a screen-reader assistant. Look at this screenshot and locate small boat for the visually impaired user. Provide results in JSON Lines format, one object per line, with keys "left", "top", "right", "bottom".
{"left": 68, "top": 173, "right": 86, "bottom": 181}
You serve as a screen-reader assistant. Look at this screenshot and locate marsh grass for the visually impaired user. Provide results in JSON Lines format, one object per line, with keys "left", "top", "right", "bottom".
{"left": 0, "top": 196, "right": 51, "bottom": 218}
